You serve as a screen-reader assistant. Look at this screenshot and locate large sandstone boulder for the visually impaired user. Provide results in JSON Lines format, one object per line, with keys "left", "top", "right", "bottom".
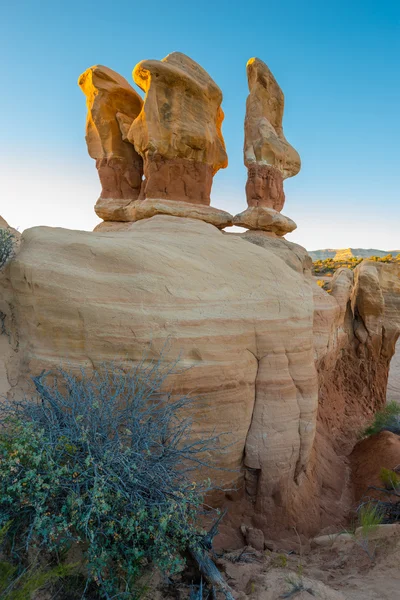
{"left": 1, "top": 220, "right": 400, "bottom": 540}
{"left": 124, "top": 52, "right": 228, "bottom": 204}
{"left": 350, "top": 431, "right": 400, "bottom": 502}
{"left": 0, "top": 216, "right": 317, "bottom": 533}
{"left": 78, "top": 65, "right": 144, "bottom": 220}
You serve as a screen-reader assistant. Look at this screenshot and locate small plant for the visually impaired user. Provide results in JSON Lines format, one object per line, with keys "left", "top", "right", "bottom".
{"left": 0, "top": 228, "right": 15, "bottom": 270}
{"left": 274, "top": 553, "right": 288, "bottom": 568}
{"left": 0, "top": 562, "right": 76, "bottom": 600}
{"left": 356, "top": 503, "right": 383, "bottom": 560}
{"left": 359, "top": 503, "right": 383, "bottom": 536}
{"left": 189, "top": 579, "right": 204, "bottom": 599}
{"left": 362, "top": 401, "right": 400, "bottom": 437}
{"left": 281, "top": 576, "right": 314, "bottom": 599}
{"left": 0, "top": 358, "right": 220, "bottom": 598}
{"left": 0, "top": 522, "right": 76, "bottom": 599}
{"left": 380, "top": 467, "right": 400, "bottom": 491}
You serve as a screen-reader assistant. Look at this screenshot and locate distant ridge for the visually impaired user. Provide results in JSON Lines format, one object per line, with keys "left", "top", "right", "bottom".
{"left": 309, "top": 248, "right": 400, "bottom": 261}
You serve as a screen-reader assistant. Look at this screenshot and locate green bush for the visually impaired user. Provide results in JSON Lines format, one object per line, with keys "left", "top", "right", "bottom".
{"left": 0, "top": 228, "right": 15, "bottom": 270}
{"left": 362, "top": 401, "right": 400, "bottom": 437}
{"left": 0, "top": 360, "right": 218, "bottom": 598}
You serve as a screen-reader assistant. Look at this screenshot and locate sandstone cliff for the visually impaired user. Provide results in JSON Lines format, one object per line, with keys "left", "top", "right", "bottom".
{"left": 1, "top": 217, "right": 399, "bottom": 541}
{"left": 388, "top": 338, "right": 400, "bottom": 403}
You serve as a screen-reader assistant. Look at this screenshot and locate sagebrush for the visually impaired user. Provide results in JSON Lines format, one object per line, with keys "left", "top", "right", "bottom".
{"left": 0, "top": 228, "right": 15, "bottom": 270}
{"left": 0, "top": 358, "right": 219, "bottom": 598}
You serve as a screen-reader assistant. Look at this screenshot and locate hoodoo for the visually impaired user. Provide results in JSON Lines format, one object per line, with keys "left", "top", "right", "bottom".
{"left": 234, "top": 57, "right": 300, "bottom": 236}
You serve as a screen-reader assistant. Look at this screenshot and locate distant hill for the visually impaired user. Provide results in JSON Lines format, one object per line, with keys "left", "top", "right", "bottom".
{"left": 309, "top": 248, "right": 400, "bottom": 261}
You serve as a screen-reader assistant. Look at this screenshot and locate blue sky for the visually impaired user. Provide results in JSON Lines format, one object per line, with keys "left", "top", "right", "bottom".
{"left": 1, "top": 0, "right": 399, "bottom": 250}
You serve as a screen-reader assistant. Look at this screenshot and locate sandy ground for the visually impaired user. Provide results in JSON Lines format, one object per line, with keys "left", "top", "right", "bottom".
{"left": 150, "top": 531, "right": 400, "bottom": 599}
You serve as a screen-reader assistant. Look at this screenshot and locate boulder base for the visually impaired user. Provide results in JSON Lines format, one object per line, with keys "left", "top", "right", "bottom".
{"left": 95, "top": 199, "right": 233, "bottom": 230}
{"left": 233, "top": 206, "right": 297, "bottom": 236}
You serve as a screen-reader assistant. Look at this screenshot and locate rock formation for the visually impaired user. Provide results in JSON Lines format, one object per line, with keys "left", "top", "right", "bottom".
{"left": 2, "top": 215, "right": 400, "bottom": 540}
{"left": 0, "top": 217, "right": 318, "bottom": 535}
{"left": 234, "top": 58, "right": 300, "bottom": 236}
{"left": 78, "top": 65, "right": 143, "bottom": 221}
{"left": 123, "top": 52, "right": 228, "bottom": 205}
{"left": 387, "top": 338, "right": 400, "bottom": 402}
{"left": 3, "top": 55, "right": 400, "bottom": 550}
{"left": 350, "top": 431, "right": 400, "bottom": 503}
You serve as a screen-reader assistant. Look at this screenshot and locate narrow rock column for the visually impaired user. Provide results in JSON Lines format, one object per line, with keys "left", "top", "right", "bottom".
{"left": 234, "top": 57, "right": 300, "bottom": 237}
{"left": 78, "top": 65, "right": 144, "bottom": 221}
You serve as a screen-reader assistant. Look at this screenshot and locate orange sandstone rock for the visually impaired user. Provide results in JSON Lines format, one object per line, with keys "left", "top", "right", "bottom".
{"left": 244, "top": 57, "right": 300, "bottom": 211}
{"left": 233, "top": 206, "right": 296, "bottom": 236}
{"left": 78, "top": 65, "right": 144, "bottom": 219}
{"left": 126, "top": 52, "right": 228, "bottom": 204}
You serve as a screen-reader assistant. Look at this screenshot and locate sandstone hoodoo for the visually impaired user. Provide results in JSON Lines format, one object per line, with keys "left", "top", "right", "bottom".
{"left": 82, "top": 53, "right": 233, "bottom": 232}
{"left": 234, "top": 57, "right": 300, "bottom": 236}
{"left": 126, "top": 52, "right": 228, "bottom": 205}
{"left": 78, "top": 65, "right": 144, "bottom": 221}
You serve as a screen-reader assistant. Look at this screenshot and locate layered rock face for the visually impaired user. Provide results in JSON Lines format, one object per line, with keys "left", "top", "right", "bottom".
{"left": 306, "top": 261, "right": 400, "bottom": 533}
{"left": 0, "top": 217, "right": 317, "bottom": 535}
{"left": 2, "top": 219, "right": 400, "bottom": 540}
{"left": 234, "top": 58, "right": 300, "bottom": 236}
{"left": 126, "top": 52, "right": 228, "bottom": 204}
{"left": 78, "top": 65, "right": 143, "bottom": 220}
{"left": 387, "top": 338, "right": 400, "bottom": 402}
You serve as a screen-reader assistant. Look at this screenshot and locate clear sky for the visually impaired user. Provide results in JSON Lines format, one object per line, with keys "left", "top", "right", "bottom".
{"left": 1, "top": 0, "right": 399, "bottom": 250}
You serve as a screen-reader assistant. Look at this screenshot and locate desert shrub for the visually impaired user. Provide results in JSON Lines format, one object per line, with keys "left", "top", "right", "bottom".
{"left": 0, "top": 359, "right": 219, "bottom": 599}
{"left": 0, "top": 228, "right": 15, "bottom": 270}
{"left": 362, "top": 401, "right": 400, "bottom": 437}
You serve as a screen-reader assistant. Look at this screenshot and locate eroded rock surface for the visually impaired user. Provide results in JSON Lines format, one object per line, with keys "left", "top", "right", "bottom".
{"left": 125, "top": 52, "right": 228, "bottom": 204}
{"left": 2, "top": 221, "right": 400, "bottom": 541}
{"left": 244, "top": 57, "right": 300, "bottom": 208}
{"left": 78, "top": 65, "right": 143, "bottom": 219}
{"left": 2, "top": 217, "right": 317, "bottom": 533}
{"left": 388, "top": 338, "right": 400, "bottom": 402}
{"left": 350, "top": 431, "right": 400, "bottom": 503}
{"left": 235, "top": 58, "right": 300, "bottom": 235}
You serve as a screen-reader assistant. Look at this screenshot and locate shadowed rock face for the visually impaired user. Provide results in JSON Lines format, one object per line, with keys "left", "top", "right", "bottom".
{"left": 126, "top": 52, "right": 228, "bottom": 204}
{"left": 387, "top": 339, "right": 400, "bottom": 403}
{"left": 78, "top": 65, "right": 144, "bottom": 217}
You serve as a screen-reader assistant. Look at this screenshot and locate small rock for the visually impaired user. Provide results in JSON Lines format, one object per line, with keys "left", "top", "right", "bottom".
{"left": 245, "top": 527, "right": 265, "bottom": 552}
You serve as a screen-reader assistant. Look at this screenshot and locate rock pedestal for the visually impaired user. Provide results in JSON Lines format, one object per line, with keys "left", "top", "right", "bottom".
{"left": 125, "top": 52, "right": 228, "bottom": 205}
{"left": 235, "top": 57, "right": 301, "bottom": 236}
{"left": 78, "top": 65, "right": 144, "bottom": 220}
{"left": 245, "top": 164, "right": 285, "bottom": 211}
